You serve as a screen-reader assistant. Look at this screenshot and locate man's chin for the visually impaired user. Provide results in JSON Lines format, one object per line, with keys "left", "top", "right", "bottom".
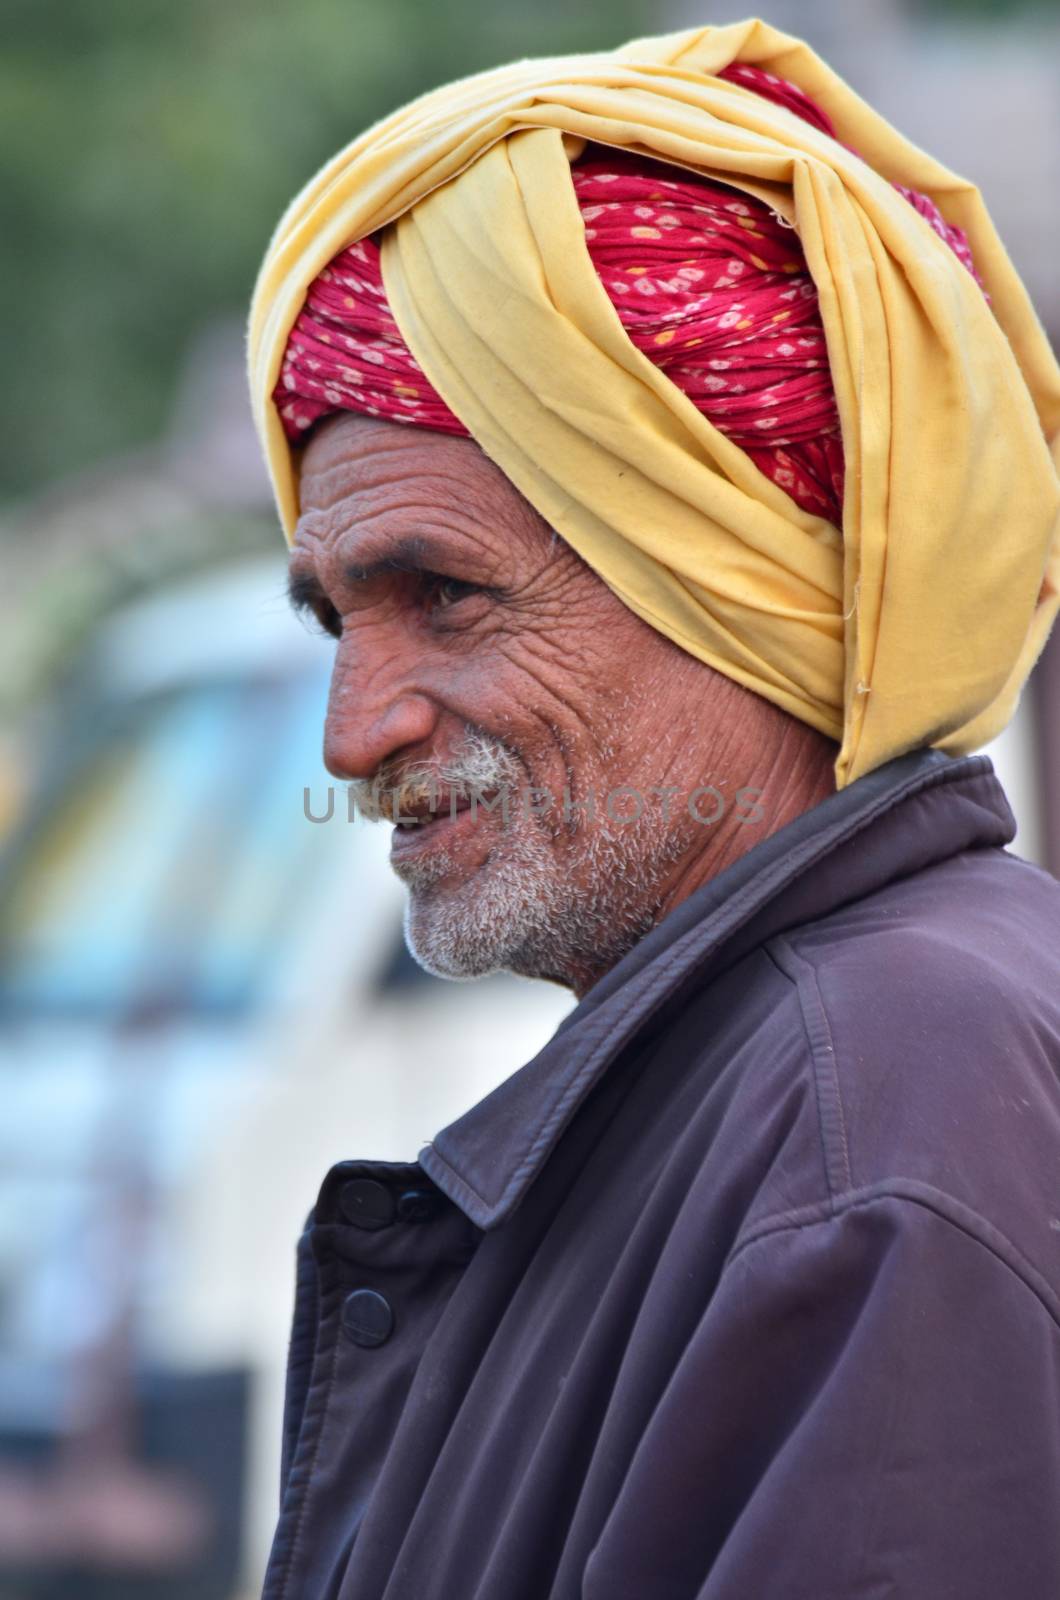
{"left": 401, "top": 894, "right": 507, "bottom": 982}
{"left": 399, "top": 841, "right": 559, "bottom": 982}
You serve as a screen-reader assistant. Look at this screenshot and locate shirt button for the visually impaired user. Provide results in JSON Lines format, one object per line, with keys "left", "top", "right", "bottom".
{"left": 342, "top": 1288, "right": 394, "bottom": 1348}
{"left": 339, "top": 1179, "right": 396, "bottom": 1231}
{"left": 396, "top": 1187, "right": 441, "bottom": 1224}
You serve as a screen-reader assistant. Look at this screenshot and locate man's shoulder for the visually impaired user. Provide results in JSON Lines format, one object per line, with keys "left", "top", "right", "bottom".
{"left": 773, "top": 842, "right": 1060, "bottom": 1071}
{"left": 754, "top": 845, "right": 1060, "bottom": 1277}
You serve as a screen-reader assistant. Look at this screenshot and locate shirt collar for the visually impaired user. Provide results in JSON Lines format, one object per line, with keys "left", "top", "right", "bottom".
{"left": 418, "top": 749, "right": 1015, "bottom": 1230}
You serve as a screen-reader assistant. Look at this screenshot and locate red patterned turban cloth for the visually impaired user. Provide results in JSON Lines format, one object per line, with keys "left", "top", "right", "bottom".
{"left": 274, "top": 64, "right": 985, "bottom": 530}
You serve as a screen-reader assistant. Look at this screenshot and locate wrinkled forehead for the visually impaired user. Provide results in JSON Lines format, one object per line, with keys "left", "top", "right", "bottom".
{"left": 296, "top": 412, "right": 471, "bottom": 509}
{"left": 290, "top": 412, "right": 560, "bottom": 575}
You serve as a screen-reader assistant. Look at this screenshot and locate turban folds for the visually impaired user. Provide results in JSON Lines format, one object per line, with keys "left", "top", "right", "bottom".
{"left": 274, "top": 64, "right": 987, "bottom": 533}
{"left": 274, "top": 154, "right": 849, "bottom": 525}
{"left": 248, "top": 18, "right": 1060, "bottom": 790}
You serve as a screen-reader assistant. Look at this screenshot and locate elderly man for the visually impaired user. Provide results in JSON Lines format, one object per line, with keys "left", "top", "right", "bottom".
{"left": 248, "top": 20, "right": 1060, "bottom": 1600}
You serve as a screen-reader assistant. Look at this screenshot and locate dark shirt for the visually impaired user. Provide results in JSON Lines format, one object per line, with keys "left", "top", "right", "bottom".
{"left": 262, "top": 748, "right": 1060, "bottom": 1599}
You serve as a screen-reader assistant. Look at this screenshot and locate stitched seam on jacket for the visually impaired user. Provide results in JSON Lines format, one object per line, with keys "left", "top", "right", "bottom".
{"left": 279, "top": 1220, "right": 321, "bottom": 1503}
{"left": 765, "top": 934, "right": 852, "bottom": 1203}
{"left": 267, "top": 1252, "right": 345, "bottom": 1600}
{"left": 724, "top": 1178, "right": 1060, "bottom": 1331}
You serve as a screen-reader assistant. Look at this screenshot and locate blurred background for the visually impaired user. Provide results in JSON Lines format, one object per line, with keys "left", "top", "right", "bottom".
{"left": 0, "top": 0, "right": 1057, "bottom": 1593}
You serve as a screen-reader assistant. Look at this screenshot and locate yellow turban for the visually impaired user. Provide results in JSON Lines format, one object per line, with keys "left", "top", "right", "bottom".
{"left": 248, "top": 17, "right": 1060, "bottom": 789}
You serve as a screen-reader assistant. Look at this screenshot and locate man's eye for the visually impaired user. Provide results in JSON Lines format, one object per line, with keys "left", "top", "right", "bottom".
{"left": 429, "top": 576, "right": 481, "bottom": 610}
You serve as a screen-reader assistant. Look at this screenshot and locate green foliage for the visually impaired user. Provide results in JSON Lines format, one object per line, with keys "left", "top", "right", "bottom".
{"left": 0, "top": 0, "right": 656, "bottom": 499}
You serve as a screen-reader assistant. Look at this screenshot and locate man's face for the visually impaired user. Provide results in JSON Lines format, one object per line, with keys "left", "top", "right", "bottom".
{"left": 289, "top": 414, "right": 733, "bottom": 993}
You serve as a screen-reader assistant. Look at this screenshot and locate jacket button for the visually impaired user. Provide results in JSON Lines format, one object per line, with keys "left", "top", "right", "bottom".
{"left": 342, "top": 1289, "right": 394, "bottom": 1348}
{"left": 339, "top": 1179, "right": 396, "bottom": 1230}
{"left": 396, "top": 1187, "right": 441, "bottom": 1224}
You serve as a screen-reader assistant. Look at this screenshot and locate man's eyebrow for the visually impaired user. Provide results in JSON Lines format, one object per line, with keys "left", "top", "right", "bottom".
{"left": 286, "top": 537, "right": 435, "bottom": 611}
{"left": 287, "top": 534, "right": 489, "bottom": 612}
{"left": 341, "top": 534, "right": 436, "bottom": 585}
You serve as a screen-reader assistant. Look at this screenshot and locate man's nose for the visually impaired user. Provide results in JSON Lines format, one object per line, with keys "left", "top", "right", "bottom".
{"left": 322, "top": 640, "right": 439, "bottom": 781}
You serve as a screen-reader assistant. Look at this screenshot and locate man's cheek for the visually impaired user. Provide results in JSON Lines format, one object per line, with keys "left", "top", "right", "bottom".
{"left": 496, "top": 625, "right": 609, "bottom": 724}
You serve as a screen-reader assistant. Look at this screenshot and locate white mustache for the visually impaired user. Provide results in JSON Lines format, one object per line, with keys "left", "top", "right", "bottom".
{"left": 349, "top": 731, "right": 522, "bottom": 823}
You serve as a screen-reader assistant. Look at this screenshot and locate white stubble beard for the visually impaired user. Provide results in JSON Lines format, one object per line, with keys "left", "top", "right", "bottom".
{"left": 387, "top": 732, "right": 692, "bottom": 988}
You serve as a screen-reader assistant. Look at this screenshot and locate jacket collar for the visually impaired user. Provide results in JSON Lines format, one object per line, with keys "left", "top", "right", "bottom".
{"left": 418, "top": 749, "right": 1015, "bottom": 1230}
